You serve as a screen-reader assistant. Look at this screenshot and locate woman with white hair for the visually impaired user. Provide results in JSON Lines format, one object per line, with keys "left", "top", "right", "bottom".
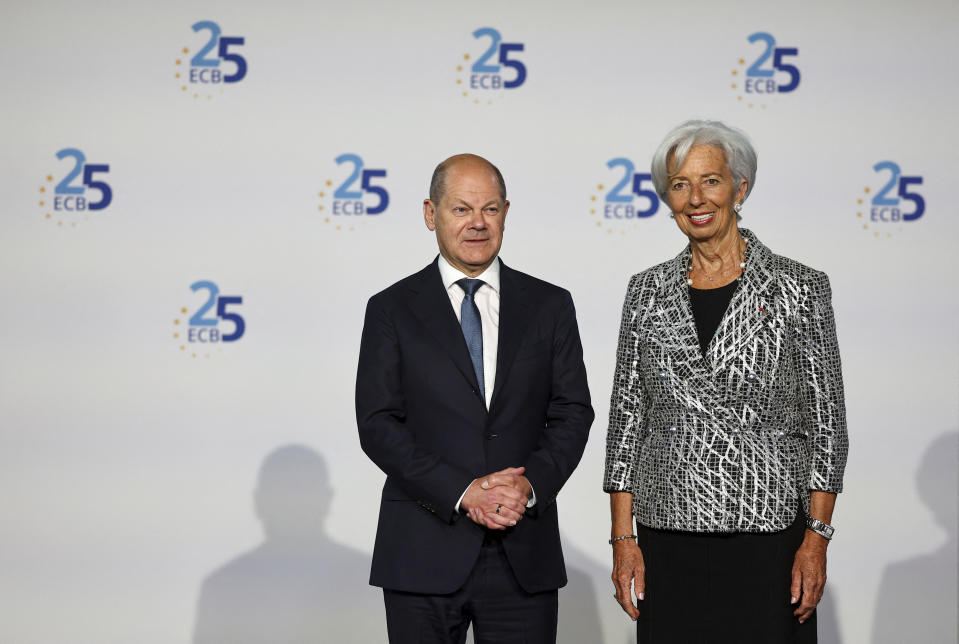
{"left": 603, "top": 120, "right": 848, "bottom": 642}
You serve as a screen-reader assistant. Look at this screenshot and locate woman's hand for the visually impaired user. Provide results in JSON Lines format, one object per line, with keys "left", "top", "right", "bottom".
{"left": 791, "top": 532, "right": 828, "bottom": 623}
{"left": 791, "top": 490, "right": 836, "bottom": 623}
{"left": 611, "top": 538, "right": 645, "bottom": 620}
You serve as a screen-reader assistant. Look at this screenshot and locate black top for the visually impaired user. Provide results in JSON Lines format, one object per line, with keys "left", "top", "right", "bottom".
{"left": 689, "top": 280, "right": 739, "bottom": 355}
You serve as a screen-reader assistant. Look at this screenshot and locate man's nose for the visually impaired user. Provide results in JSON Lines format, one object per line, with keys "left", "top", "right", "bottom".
{"left": 467, "top": 210, "right": 487, "bottom": 228}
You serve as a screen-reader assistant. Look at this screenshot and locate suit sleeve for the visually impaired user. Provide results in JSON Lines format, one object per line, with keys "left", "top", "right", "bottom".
{"left": 793, "top": 271, "right": 848, "bottom": 493}
{"left": 356, "top": 295, "right": 475, "bottom": 523}
{"left": 522, "top": 290, "right": 594, "bottom": 513}
{"left": 603, "top": 274, "right": 649, "bottom": 494}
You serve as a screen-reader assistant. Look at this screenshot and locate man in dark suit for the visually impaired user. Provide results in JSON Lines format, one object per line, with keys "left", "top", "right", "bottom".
{"left": 356, "top": 154, "right": 594, "bottom": 643}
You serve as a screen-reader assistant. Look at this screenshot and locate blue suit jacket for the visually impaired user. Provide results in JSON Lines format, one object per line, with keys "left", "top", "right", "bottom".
{"left": 356, "top": 258, "right": 593, "bottom": 594}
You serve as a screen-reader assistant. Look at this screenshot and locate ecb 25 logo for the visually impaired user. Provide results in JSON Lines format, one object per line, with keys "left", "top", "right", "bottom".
{"left": 600, "top": 159, "right": 660, "bottom": 218}
{"left": 188, "top": 21, "right": 246, "bottom": 83}
{"left": 731, "top": 32, "right": 799, "bottom": 105}
{"left": 469, "top": 28, "right": 526, "bottom": 90}
{"left": 49, "top": 148, "right": 112, "bottom": 212}
{"left": 858, "top": 162, "right": 924, "bottom": 236}
{"left": 589, "top": 159, "right": 660, "bottom": 233}
{"left": 332, "top": 154, "right": 388, "bottom": 214}
{"left": 318, "top": 155, "right": 389, "bottom": 228}
{"left": 176, "top": 21, "right": 246, "bottom": 96}
{"left": 174, "top": 281, "right": 245, "bottom": 352}
{"left": 457, "top": 28, "right": 526, "bottom": 102}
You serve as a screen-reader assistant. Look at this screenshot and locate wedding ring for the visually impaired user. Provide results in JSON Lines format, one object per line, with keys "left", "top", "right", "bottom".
{"left": 496, "top": 504, "right": 502, "bottom": 514}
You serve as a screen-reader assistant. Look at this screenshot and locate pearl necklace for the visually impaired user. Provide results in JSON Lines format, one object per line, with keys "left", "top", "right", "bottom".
{"left": 686, "top": 240, "right": 747, "bottom": 286}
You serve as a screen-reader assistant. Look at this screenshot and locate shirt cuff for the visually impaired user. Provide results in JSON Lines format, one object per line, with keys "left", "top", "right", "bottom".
{"left": 526, "top": 483, "right": 537, "bottom": 508}
{"left": 454, "top": 480, "right": 475, "bottom": 513}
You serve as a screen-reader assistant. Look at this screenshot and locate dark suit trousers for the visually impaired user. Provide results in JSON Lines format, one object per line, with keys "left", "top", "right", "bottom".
{"left": 383, "top": 536, "right": 558, "bottom": 644}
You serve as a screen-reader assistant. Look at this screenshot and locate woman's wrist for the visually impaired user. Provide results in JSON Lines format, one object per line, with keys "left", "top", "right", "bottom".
{"left": 609, "top": 534, "right": 637, "bottom": 545}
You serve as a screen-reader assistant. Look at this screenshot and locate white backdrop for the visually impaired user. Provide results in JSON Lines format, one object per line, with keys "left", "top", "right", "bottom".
{"left": 1, "top": 1, "right": 957, "bottom": 642}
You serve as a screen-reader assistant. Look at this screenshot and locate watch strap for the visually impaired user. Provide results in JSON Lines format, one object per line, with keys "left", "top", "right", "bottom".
{"left": 806, "top": 517, "right": 835, "bottom": 540}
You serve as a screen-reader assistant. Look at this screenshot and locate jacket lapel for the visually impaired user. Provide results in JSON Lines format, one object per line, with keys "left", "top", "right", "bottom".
{"left": 407, "top": 259, "right": 482, "bottom": 393}
{"left": 489, "top": 262, "right": 533, "bottom": 410}
{"left": 653, "top": 246, "right": 709, "bottom": 378}
{"left": 707, "top": 229, "right": 777, "bottom": 374}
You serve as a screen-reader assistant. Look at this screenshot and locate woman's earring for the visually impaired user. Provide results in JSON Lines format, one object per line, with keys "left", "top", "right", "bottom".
{"left": 669, "top": 212, "right": 675, "bottom": 218}
{"left": 733, "top": 202, "right": 742, "bottom": 214}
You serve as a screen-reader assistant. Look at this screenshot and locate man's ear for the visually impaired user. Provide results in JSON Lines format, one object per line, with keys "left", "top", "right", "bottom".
{"left": 423, "top": 199, "right": 437, "bottom": 231}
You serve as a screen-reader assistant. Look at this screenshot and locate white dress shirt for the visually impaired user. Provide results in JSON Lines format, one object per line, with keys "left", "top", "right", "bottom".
{"left": 437, "top": 256, "right": 500, "bottom": 408}
{"left": 437, "top": 256, "right": 536, "bottom": 512}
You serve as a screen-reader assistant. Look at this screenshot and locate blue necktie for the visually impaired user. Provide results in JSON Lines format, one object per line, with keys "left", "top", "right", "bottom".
{"left": 456, "top": 278, "right": 485, "bottom": 399}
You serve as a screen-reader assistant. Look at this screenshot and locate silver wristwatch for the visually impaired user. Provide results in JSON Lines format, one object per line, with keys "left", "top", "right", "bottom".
{"left": 805, "top": 517, "right": 835, "bottom": 540}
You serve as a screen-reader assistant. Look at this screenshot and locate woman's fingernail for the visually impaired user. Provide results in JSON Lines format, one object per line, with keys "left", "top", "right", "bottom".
{"left": 638, "top": 592, "right": 645, "bottom": 600}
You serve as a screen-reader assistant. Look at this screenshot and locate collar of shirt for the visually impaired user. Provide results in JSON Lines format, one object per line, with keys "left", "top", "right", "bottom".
{"left": 437, "top": 255, "right": 501, "bottom": 294}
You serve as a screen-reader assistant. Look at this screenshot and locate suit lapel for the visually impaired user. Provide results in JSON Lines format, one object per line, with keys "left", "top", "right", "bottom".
{"left": 407, "top": 259, "right": 482, "bottom": 393}
{"left": 489, "top": 262, "right": 533, "bottom": 410}
{"left": 653, "top": 246, "right": 709, "bottom": 378}
{"left": 707, "top": 229, "right": 776, "bottom": 374}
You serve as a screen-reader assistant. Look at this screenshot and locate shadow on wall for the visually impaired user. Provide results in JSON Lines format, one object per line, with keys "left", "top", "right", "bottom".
{"left": 558, "top": 537, "right": 632, "bottom": 644}
{"left": 816, "top": 585, "right": 842, "bottom": 644}
{"left": 557, "top": 538, "right": 605, "bottom": 644}
{"left": 192, "top": 445, "right": 384, "bottom": 644}
{"left": 871, "top": 430, "right": 959, "bottom": 643}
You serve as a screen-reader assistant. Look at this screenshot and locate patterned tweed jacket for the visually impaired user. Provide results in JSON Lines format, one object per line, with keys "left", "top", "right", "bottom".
{"left": 603, "top": 229, "right": 848, "bottom": 532}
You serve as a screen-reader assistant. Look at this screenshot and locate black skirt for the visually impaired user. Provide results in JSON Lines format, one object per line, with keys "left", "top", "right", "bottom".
{"left": 636, "top": 510, "right": 816, "bottom": 644}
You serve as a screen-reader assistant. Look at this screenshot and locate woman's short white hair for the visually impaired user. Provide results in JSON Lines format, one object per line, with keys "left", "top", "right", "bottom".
{"left": 650, "top": 120, "right": 757, "bottom": 202}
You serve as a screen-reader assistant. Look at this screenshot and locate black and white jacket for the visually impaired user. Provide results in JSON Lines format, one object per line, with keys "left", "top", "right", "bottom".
{"left": 603, "top": 229, "right": 848, "bottom": 532}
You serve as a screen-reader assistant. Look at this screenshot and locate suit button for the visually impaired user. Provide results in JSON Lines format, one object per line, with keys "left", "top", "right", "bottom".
{"left": 485, "top": 432, "right": 499, "bottom": 440}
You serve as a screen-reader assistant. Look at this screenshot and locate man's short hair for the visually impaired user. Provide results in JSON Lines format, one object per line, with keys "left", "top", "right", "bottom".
{"left": 429, "top": 154, "right": 507, "bottom": 204}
